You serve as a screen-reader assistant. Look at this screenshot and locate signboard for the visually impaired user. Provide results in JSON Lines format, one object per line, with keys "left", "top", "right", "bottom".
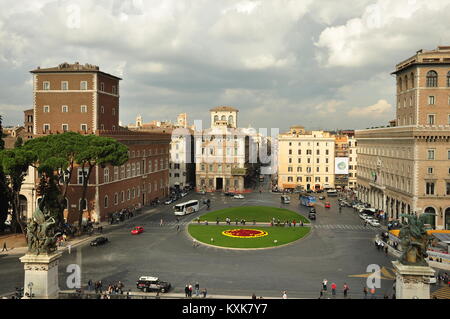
{"left": 231, "top": 168, "right": 247, "bottom": 176}
{"left": 334, "top": 157, "right": 349, "bottom": 175}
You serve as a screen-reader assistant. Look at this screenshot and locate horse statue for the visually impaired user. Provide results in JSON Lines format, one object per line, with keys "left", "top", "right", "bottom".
{"left": 398, "top": 214, "right": 430, "bottom": 266}
{"left": 26, "top": 196, "right": 61, "bottom": 255}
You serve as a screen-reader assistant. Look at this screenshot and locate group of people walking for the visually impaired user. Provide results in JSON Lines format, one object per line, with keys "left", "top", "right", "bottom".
{"left": 270, "top": 218, "right": 303, "bottom": 227}
{"left": 88, "top": 279, "right": 125, "bottom": 296}
{"left": 184, "top": 282, "right": 207, "bottom": 298}
{"left": 319, "top": 279, "right": 350, "bottom": 299}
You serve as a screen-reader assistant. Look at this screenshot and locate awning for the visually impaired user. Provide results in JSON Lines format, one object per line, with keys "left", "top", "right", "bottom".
{"left": 282, "top": 184, "right": 296, "bottom": 189}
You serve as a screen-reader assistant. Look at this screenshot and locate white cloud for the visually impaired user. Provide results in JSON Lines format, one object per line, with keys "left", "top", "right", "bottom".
{"left": 347, "top": 99, "right": 392, "bottom": 118}
{"left": 315, "top": 0, "right": 450, "bottom": 67}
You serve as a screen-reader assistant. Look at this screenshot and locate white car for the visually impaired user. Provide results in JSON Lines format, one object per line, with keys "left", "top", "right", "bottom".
{"left": 359, "top": 213, "right": 368, "bottom": 220}
{"left": 423, "top": 276, "right": 437, "bottom": 284}
{"left": 181, "top": 192, "right": 188, "bottom": 198}
{"left": 234, "top": 194, "right": 245, "bottom": 199}
{"left": 368, "top": 219, "right": 380, "bottom": 227}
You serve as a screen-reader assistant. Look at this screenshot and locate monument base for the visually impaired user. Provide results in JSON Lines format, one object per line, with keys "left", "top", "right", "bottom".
{"left": 392, "top": 261, "right": 435, "bottom": 299}
{"left": 20, "top": 252, "right": 62, "bottom": 299}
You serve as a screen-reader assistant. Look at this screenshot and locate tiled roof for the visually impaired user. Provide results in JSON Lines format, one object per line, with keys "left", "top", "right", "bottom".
{"left": 210, "top": 106, "right": 239, "bottom": 112}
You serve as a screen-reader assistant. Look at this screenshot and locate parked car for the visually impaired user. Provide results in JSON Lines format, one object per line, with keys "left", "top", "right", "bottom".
{"left": 136, "top": 276, "right": 171, "bottom": 293}
{"left": 368, "top": 219, "right": 381, "bottom": 227}
{"left": 165, "top": 198, "right": 174, "bottom": 205}
{"left": 234, "top": 194, "right": 245, "bottom": 199}
{"left": 131, "top": 226, "right": 144, "bottom": 235}
{"left": 325, "top": 202, "right": 331, "bottom": 208}
{"left": 224, "top": 192, "right": 235, "bottom": 197}
{"left": 318, "top": 196, "right": 325, "bottom": 200}
{"left": 90, "top": 237, "right": 108, "bottom": 246}
{"left": 197, "top": 190, "right": 206, "bottom": 195}
{"left": 359, "top": 213, "right": 369, "bottom": 220}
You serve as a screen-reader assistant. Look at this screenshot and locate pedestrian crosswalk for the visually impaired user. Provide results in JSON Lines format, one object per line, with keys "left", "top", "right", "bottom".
{"left": 432, "top": 286, "right": 450, "bottom": 299}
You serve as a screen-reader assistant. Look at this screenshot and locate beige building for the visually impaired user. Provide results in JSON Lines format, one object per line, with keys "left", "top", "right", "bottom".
{"left": 277, "top": 126, "right": 335, "bottom": 191}
{"left": 356, "top": 46, "right": 450, "bottom": 230}
{"left": 348, "top": 136, "right": 358, "bottom": 189}
{"left": 195, "top": 106, "right": 257, "bottom": 193}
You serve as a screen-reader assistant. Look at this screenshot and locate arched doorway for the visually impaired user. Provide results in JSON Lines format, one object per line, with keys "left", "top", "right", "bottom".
{"left": 424, "top": 207, "right": 436, "bottom": 229}
{"left": 445, "top": 208, "right": 450, "bottom": 230}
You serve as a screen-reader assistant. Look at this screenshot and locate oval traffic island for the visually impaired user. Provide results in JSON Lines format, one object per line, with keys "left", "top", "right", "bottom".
{"left": 188, "top": 206, "right": 311, "bottom": 249}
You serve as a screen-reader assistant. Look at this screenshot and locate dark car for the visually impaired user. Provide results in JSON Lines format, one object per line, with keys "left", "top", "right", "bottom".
{"left": 136, "top": 276, "right": 171, "bottom": 293}
{"left": 308, "top": 212, "right": 317, "bottom": 220}
{"left": 90, "top": 237, "right": 108, "bottom": 246}
{"left": 309, "top": 207, "right": 316, "bottom": 213}
{"left": 224, "top": 192, "right": 235, "bottom": 197}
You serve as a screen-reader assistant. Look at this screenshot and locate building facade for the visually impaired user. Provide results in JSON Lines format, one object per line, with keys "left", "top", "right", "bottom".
{"left": 356, "top": 46, "right": 450, "bottom": 230}
{"left": 24, "top": 62, "right": 170, "bottom": 223}
{"left": 195, "top": 106, "right": 256, "bottom": 193}
{"left": 277, "top": 126, "right": 335, "bottom": 191}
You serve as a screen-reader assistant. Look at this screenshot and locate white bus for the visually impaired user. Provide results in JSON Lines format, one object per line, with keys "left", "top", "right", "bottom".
{"left": 174, "top": 200, "right": 200, "bottom": 216}
{"left": 327, "top": 189, "right": 338, "bottom": 197}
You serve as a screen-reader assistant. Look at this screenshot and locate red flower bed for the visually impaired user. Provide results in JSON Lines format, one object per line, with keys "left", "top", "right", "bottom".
{"left": 222, "top": 229, "right": 268, "bottom": 238}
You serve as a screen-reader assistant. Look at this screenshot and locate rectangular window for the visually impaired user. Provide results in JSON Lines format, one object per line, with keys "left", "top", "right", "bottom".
{"left": 81, "top": 105, "right": 87, "bottom": 113}
{"left": 428, "top": 96, "right": 435, "bottom": 105}
{"left": 427, "top": 149, "right": 435, "bottom": 160}
{"left": 426, "top": 182, "right": 435, "bottom": 195}
{"left": 100, "top": 82, "right": 105, "bottom": 91}
{"left": 80, "top": 81, "right": 88, "bottom": 90}
{"left": 62, "top": 124, "right": 69, "bottom": 132}
{"left": 447, "top": 182, "right": 450, "bottom": 195}
{"left": 78, "top": 168, "right": 88, "bottom": 185}
{"left": 43, "top": 124, "right": 50, "bottom": 133}
{"left": 112, "top": 86, "right": 117, "bottom": 94}
{"left": 81, "top": 124, "right": 88, "bottom": 132}
{"left": 427, "top": 114, "right": 435, "bottom": 125}
{"left": 43, "top": 105, "right": 50, "bottom": 113}
{"left": 62, "top": 105, "right": 68, "bottom": 113}
{"left": 427, "top": 167, "right": 433, "bottom": 174}
{"left": 61, "top": 81, "right": 68, "bottom": 90}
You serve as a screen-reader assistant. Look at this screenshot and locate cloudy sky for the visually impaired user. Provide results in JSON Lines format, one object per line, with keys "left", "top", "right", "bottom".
{"left": 1, "top": 0, "right": 450, "bottom": 131}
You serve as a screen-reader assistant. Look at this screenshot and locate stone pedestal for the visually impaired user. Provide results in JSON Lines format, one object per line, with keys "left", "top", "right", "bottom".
{"left": 20, "top": 252, "right": 62, "bottom": 299}
{"left": 392, "top": 261, "right": 435, "bottom": 299}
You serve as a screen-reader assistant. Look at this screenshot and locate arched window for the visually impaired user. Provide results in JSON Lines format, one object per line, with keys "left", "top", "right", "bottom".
{"left": 214, "top": 115, "right": 219, "bottom": 122}
{"left": 228, "top": 115, "right": 233, "bottom": 125}
{"left": 80, "top": 199, "right": 87, "bottom": 211}
{"left": 447, "top": 71, "right": 450, "bottom": 87}
{"left": 411, "top": 72, "right": 414, "bottom": 88}
{"left": 104, "top": 195, "right": 109, "bottom": 208}
{"left": 398, "top": 77, "right": 402, "bottom": 91}
{"left": 426, "top": 70, "right": 438, "bottom": 87}
{"left": 404, "top": 75, "right": 408, "bottom": 90}
{"left": 221, "top": 115, "right": 226, "bottom": 121}
{"left": 114, "top": 193, "right": 118, "bottom": 205}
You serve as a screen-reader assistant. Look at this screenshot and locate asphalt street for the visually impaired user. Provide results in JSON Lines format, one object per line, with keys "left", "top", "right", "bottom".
{"left": 0, "top": 189, "right": 399, "bottom": 299}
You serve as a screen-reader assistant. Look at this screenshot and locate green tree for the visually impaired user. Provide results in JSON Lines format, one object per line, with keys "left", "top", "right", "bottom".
{"left": 0, "top": 148, "right": 36, "bottom": 234}
{"left": 75, "top": 135, "right": 128, "bottom": 230}
{"left": 24, "top": 132, "right": 85, "bottom": 224}
{"left": 0, "top": 115, "right": 9, "bottom": 232}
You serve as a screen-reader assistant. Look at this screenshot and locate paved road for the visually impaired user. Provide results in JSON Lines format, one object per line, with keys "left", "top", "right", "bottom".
{"left": 0, "top": 191, "right": 398, "bottom": 298}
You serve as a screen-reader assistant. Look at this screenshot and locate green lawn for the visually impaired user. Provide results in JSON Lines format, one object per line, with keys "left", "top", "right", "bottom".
{"left": 188, "top": 225, "right": 310, "bottom": 248}
{"left": 198, "top": 206, "right": 309, "bottom": 224}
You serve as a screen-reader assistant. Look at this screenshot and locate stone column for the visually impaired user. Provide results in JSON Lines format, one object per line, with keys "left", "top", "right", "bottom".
{"left": 20, "top": 252, "right": 62, "bottom": 299}
{"left": 392, "top": 261, "right": 435, "bottom": 299}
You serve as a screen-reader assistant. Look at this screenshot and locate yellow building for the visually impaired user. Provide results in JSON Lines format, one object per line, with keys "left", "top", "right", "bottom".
{"left": 277, "top": 126, "right": 335, "bottom": 191}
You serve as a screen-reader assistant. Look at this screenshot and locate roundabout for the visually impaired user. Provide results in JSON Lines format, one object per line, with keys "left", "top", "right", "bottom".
{"left": 188, "top": 206, "right": 311, "bottom": 249}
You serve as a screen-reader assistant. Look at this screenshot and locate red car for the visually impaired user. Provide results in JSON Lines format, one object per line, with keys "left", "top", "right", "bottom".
{"left": 325, "top": 202, "right": 331, "bottom": 208}
{"left": 131, "top": 226, "right": 144, "bottom": 235}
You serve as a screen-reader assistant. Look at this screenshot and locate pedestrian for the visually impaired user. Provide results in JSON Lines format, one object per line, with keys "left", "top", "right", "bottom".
{"left": 322, "top": 279, "right": 328, "bottom": 292}
{"left": 184, "top": 285, "right": 189, "bottom": 298}
{"left": 118, "top": 281, "right": 124, "bottom": 294}
{"left": 282, "top": 291, "right": 287, "bottom": 299}
{"left": 343, "top": 283, "right": 349, "bottom": 298}
{"left": 98, "top": 280, "right": 103, "bottom": 294}
{"left": 88, "top": 279, "right": 93, "bottom": 292}
{"left": 2, "top": 242, "right": 7, "bottom": 252}
{"left": 384, "top": 245, "right": 388, "bottom": 255}
{"left": 160, "top": 218, "right": 163, "bottom": 227}
{"left": 319, "top": 289, "right": 324, "bottom": 299}
{"left": 331, "top": 282, "right": 336, "bottom": 297}
{"left": 216, "top": 217, "right": 219, "bottom": 225}
{"left": 252, "top": 293, "right": 257, "bottom": 299}
{"left": 202, "top": 288, "right": 207, "bottom": 298}
{"left": 188, "top": 284, "right": 193, "bottom": 297}
{"left": 176, "top": 224, "right": 180, "bottom": 232}
{"left": 370, "top": 287, "right": 376, "bottom": 299}
{"left": 193, "top": 239, "right": 198, "bottom": 247}
{"left": 68, "top": 244, "right": 72, "bottom": 254}
{"left": 195, "top": 282, "right": 200, "bottom": 297}
{"left": 363, "top": 287, "right": 368, "bottom": 299}
{"left": 293, "top": 220, "right": 296, "bottom": 227}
